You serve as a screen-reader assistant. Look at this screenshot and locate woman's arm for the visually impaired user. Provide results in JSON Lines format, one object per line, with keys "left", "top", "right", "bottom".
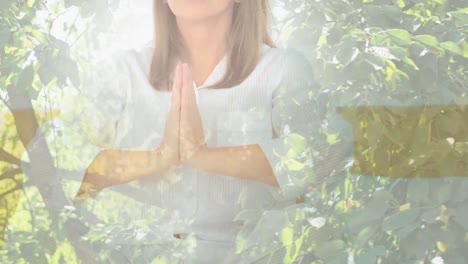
{"left": 187, "top": 145, "right": 279, "bottom": 186}
{"left": 75, "top": 148, "right": 175, "bottom": 200}
{"left": 188, "top": 49, "right": 327, "bottom": 200}
{"left": 75, "top": 62, "right": 184, "bottom": 201}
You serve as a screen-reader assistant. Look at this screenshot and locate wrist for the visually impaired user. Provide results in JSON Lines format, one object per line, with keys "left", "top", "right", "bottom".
{"left": 155, "top": 146, "right": 179, "bottom": 175}
{"left": 185, "top": 145, "right": 211, "bottom": 170}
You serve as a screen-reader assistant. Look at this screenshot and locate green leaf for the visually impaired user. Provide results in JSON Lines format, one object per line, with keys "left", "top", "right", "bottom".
{"left": 280, "top": 226, "right": 294, "bottom": 245}
{"left": 440, "top": 41, "right": 463, "bottom": 56}
{"left": 335, "top": 41, "right": 360, "bottom": 66}
{"left": 364, "top": 53, "right": 386, "bottom": 71}
{"left": 0, "top": 29, "right": 11, "bottom": 47}
{"left": 27, "top": 0, "right": 35, "bottom": 7}
{"left": 38, "top": 63, "right": 56, "bottom": 86}
{"left": 37, "top": 230, "right": 57, "bottom": 254}
{"left": 314, "top": 240, "right": 345, "bottom": 260}
{"left": 394, "top": 223, "right": 418, "bottom": 240}
{"left": 284, "top": 158, "right": 305, "bottom": 171}
{"left": 388, "top": 46, "right": 407, "bottom": 60}
{"left": 407, "top": 179, "right": 429, "bottom": 203}
{"left": 31, "top": 31, "right": 49, "bottom": 45}
{"left": 420, "top": 208, "right": 439, "bottom": 224}
{"left": 403, "top": 57, "right": 420, "bottom": 70}
{"left": 382, "top": 208, "right": 421, "bottom": 231}
{"left": 413, "top": 35, "right": 439, "bottom": 48}
{"left": 448, "top": 9, "right": 468, "bottom": 28}
{"left": 386, "top": 29, "right": 412, "bottom": 46}
{"left": 346, "top": 190, "right": 394, "bottom": 232}
{"left": 369, "top": 47, "right": 397, "bottom": 60}
{"left": 60, "top": 58, "right": 80, "bottom": 88}
{"left": 459, "top": 40, "right": 468, "bottom": 58}
{"left": 400, "top": 228, "right": 436, "bottom": 259}
{"left": 14, "top": 64, "right": 34, "bottom": 89}
{"left": 355, "top": 245, "right": 386, "bottom": 264}
{"left": 354, "top": 225, "right": 378, "bottom": 247}
{"left": 287, "top": 133, "right": 306, "bottom": 154}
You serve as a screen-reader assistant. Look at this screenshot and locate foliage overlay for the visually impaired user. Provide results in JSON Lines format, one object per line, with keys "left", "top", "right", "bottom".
{"left": 0, "top": 0, "right": 467, "bottom": 263}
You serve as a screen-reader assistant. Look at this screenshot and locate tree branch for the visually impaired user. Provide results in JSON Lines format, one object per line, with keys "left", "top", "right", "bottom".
{"left": 0, "top": 168, "right": 22, "bottom": 181}
{"left": 6, "top": 84, "right": 100, "bottom": 263}
{"left": 0, "top": 185, "right": 21, "bottom": 200}
{"left": 0, "top": 148, "right": 21, "bottom": 166}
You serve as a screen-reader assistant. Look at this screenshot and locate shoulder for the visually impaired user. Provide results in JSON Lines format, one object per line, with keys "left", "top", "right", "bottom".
{"left": 264, "top": 45, "right": 311, "bottom": 64}
{"left": 94, "top": 45, "right": 152, "bottom": 75}
{"left": 281, "top": 47, "right": 313, "bottom": 72}
{"left": 265, "top": 47, "right": 315, "bottom": 85}
{"left": 263, "top": 46, "right": 313, "bottom": 73}
{"left": 127, "top": 45, "right": 153, "bottom": 70}
{"left": 81, "top": 49, "right": 139, "bottom": 95}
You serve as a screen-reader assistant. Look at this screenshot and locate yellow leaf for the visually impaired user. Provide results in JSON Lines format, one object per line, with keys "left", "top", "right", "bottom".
{"left": 280, "top": 226, "right": 294, "bottom": 245}
{"left": 26, "top": 38, "right": 34, "bottom": 49}
{"left": 440, "top": 204, "right": 447, "bottom": 213}
{"left": 436, "top": 241, "right": 446, "bottom": 253}
{"left": 399, "top": 202, "right": 411, "bottom": 211}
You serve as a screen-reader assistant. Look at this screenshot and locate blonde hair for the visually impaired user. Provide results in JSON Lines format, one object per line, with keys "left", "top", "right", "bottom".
{"left": 149, "top": 0, "right": 277, "bottom": 91}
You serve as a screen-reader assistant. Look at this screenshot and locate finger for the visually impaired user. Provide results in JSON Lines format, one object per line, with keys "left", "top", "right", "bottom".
{"left": 170, "top": 63, "right": 182, "bottom": 111}
{"left": 165, "top": 64, "right": 181, "bottom": 151}
{"left": 181, "top": 63, "right": 196, "bottom": 108}
{"left": 168, "top": 63, "right": 181, "bottom": 135}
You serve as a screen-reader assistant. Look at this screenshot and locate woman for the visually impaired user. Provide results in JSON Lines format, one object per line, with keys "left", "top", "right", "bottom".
{"left": 28, "top": 0, "right": 324, "bottom": 262}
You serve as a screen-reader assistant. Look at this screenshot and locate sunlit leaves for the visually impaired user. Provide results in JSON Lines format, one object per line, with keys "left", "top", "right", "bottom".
{"left": 413, "top": 34, "right": 440, "bottom": 48}
{"left": 386, "top": 29, "right": 412, "bottom": 46}
{"left": 14, "top": 64, "right": 34, "bottom": 89}
{"left": 33, "top": 38, "right": 80, "bottom": 88}
{"left": 1, "top": 0, "right": 467, "bottom": 262}
{"left": 440, "top": 41, "right": 463, "bottom": 56}
{"left": 0, "top": 0, "right": 124, "bottom": 262}
{"left": 382, "top": 208, "right": 421, "bottom": 231}
{"left": 447, "top": 8, "right": 468, "bottom": 28}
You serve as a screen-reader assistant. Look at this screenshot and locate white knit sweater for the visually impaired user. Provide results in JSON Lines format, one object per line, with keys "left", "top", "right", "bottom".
{"left": 23, "top": 43, "right": 324, "bottom": 263}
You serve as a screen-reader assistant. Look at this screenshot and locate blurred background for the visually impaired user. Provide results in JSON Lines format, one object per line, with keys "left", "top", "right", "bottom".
{"left": 1, "top": 0, "right": 467, "bottom": 263}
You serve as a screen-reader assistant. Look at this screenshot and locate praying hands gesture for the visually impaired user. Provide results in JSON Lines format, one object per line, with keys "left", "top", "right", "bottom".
{"left": 75, "top": 63, "right": 209, "bottom": 200}
{"left": 158, "top": 63, "right": 278, "bottom": 187}
{"left": 75, "top": 62, "right": 277, "bottom": 201}
{"left": 158, "top": 62, "right": 278, "bottom": 186}
{"left": 159, "top": 63, "right": 209, "bottom": 171}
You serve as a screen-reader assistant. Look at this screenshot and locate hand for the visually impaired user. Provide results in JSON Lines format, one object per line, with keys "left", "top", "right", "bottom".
{"left": 75, "top": 149, "right": 160, "bottom": 200}
{"left": 179, "top": 63, "right": 209, "bottom": 164}
{"left": 159, "top": 63, "right": 183, "bottom": 173}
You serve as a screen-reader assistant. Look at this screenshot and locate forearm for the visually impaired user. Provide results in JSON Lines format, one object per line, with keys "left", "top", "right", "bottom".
{"left": 77, "top": 148, "right": 173, "bottom": 196}
{"left": 188, "top": 144, "right": 279, "bottom": 186}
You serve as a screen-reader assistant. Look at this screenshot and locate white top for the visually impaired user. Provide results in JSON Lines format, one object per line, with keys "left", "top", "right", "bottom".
{"left": 23, "top": 43, "right": 325, "bottom": 262}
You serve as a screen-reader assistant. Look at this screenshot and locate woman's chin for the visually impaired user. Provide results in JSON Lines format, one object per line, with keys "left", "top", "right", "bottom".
{"left": 170, "top": 3, "right": 233, "bottom": 24}
{"left": 175, "top": 13, "right": 216, "bottom": 24}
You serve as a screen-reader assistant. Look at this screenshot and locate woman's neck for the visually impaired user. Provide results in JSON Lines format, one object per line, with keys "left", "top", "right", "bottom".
{"left": 175, "top": 11, "right": 233, "bottom": 86}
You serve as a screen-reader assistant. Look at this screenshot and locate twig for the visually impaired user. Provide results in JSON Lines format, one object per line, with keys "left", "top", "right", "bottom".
{"left": 0, "top": 185, "right": 22, "bottom": 200}
{"left": 0, "top": 148, "right": 21, "bottom": 166}
{"left": 0, "top": 168, "right": 22, "bottom": 181}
